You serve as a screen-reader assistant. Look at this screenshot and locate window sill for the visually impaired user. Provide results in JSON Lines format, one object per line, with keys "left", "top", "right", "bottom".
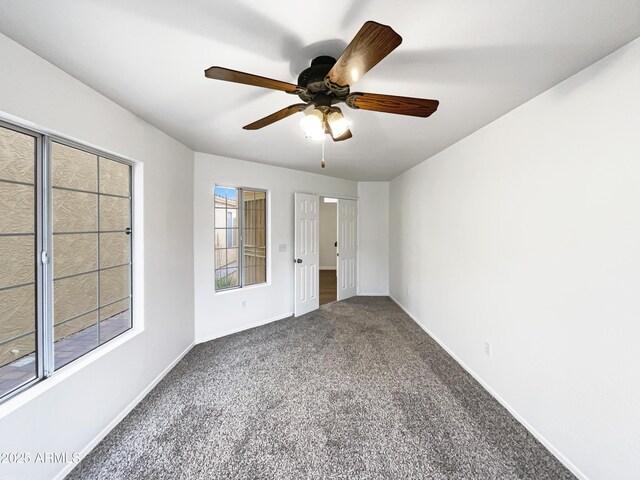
{"left": 0, "top": 327, "right": 142, "bottom": 419}
{"left": 214, "top": 281, "right": 270, "bottom": 295}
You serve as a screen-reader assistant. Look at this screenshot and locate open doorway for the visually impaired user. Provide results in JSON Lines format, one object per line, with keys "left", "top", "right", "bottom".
{"left": 319, "top": 197, "right": 338, "bottom": 305}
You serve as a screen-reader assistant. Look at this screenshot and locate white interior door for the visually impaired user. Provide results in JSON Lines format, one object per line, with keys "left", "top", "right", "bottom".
{"left": 294, "top": 193, "right": 319, "bottom": 317}
{"left": 337, "top": 199, "right": 357, "bottom": 301}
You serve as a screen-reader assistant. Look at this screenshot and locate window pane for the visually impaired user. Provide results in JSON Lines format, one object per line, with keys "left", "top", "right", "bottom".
{"left": 243, "top": 190, "right": 266, "bottom": 287}
{"left": 227, "top": 228, "right": 238, "bottom": 248}
{"left": 227, "top": 209, "right": 238, "bottom": 228}
{"left": 53, "top": 272, "right": 98, "bottom": 323}
{"left": 99, "top": 232, "right": 129, "bottom": 268}
{"left": 226, "top": 248, "right": 239, "bottom": 271}
{"left": 0, "top": 182, "right": 34, "bottom": 233}
{"left": 0, "top": 235, "right": 34, "bottom": 288}
{"left": 214, "top": 208, "right": 226, "bottom": 227}
{"left": 52, "top": 142, "right": 97, "bottom": 192}
{"left": 99, "top": 157, "right": 129, "bottom": 197}
{"left": 0, "top": 126, "right": 37, "bottom": 399}
{"left": 99, "top": 298, "right": 130, "bottom": 344}
{"left": 226, "top": 269, "right": 239, "bottom": 288}
{"left": 100, "top": 265, "right": 129, "bottom": 307}
{"left": 52, "top": 143, "right": 132, "bottom": 372}
{"left": 52, "top": 189, "right": 97, "bottom": 232}
{"left": 54, "top": 311, "right": 98, "bottom": 369}
{"left": 99, "top": 196, "right": 129, "bottom": 231}
{"left": 53, "top": 234, "right": 97, "bottom": 278}
{"left": 214, "top": 229, "right": 227, "bottom": 249}
{"left": 0, "top": 126, "right": 34, "bottom": 183}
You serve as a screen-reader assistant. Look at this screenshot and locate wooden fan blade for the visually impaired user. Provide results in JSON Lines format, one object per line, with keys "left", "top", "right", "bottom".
{"left": 346, "top": 92, "right": 439, "bottom": 118}
{"left": 243, "top": 104, "right": 307, "bottom": 130}
{"left": 326, "top": 21, "right": 402, "bottom": 87}
{"left": 205, "top": 66, "right": 303, "bottom": 93}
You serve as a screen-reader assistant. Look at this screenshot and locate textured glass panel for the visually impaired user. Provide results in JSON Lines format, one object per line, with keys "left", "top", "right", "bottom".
{"left": 52, "top": 189, "right": 97, "bottom": 232}
{"left": 0, "top": 182, "right": 34, "bottom": 234}
{"left": 0, "top": 126, "right": 35, "bottom": 184}
{"left": 100, "top": 265, "right": 129, "bottom": 307}
{"left": 99, "top": 196, "right": 129, "bottom": 231}
{"left": 0, "top": 235, "right": 34, "bottom": 289}
{"left": 253, "top": 191, "right": 266, "bottom": 202}
{"left": 53, "top": 234, "right": 98, "bottom": 279}
{"left": 99, "top": 157, "right": 130, "bottom": 197}
{"left": 53, "top": 272, "right": 98, "bottom": 323}
{"left": 0, "top": 284, "right": 36, "bottom": 348}
{"left": 214, "top": 229, "right": 227, "bottom": 249}
{"left": 52, "top": 142, "right": 98, "bottom": 192}
{"left": 99, "top": 232, "right": 129, "bottom": 268}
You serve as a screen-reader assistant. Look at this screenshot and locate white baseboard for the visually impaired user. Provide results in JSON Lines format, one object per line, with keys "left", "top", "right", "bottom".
{"left": 319, "top": 267, "right": 336, "bottom": 270}
{"left": 55, "top": 341, "right": 194, "bottom": 480}
{"left": 358, "top": 292, "right": 389, "bottom": 296}
{"left": 389, "top": 296, "right": 589, "bottom": 480}
{"left": 196, "top": 312, "right": 293, "bottom": 344}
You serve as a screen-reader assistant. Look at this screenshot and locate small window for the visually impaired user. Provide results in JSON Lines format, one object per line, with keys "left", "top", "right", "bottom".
{"left": 214, "top": 187, "right": 266, "bottom": 291}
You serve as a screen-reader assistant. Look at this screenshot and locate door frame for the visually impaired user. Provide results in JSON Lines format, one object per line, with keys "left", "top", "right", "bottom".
{"left": 294, "top": 192, "right": 358, "bottom": 315}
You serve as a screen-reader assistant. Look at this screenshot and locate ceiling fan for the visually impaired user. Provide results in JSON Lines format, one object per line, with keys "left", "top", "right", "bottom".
{"left": 204, "top": 21, "right": 439, "bottom": 143}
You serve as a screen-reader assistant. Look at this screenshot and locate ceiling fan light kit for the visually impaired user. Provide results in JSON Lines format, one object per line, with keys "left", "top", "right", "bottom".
{"left": 204, "top": 21, "right": 440, "bottom": 167}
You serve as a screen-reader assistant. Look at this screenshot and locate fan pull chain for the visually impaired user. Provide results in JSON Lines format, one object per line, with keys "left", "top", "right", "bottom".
{"left": 321, "top": 135, "right": 326, "bottom": 168}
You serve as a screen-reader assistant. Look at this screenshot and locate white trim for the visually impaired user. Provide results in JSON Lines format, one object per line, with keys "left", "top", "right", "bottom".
{"left": 0, "top": 328, "right": 141, "bottom": 418}
{"left": 358, "top": 292, "right": 389, "bottom": 296}
{"left": 389, "top": 296, "right": 589, "bottom": 480}
{"left": 196, "top": 312, "right": 293, "bottom": 344}
{"left": 54, "top": 341, "right": 195, "bottom": 480}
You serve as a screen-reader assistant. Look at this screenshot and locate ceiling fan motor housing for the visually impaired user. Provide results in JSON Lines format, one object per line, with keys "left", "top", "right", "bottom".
{"left": 297, "top": 56, "right": 349, "bottom": 104}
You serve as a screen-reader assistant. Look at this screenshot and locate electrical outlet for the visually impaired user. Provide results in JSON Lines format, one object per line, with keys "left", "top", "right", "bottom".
{"left": 484, "top": 342, "right": 491, "bottom": 357}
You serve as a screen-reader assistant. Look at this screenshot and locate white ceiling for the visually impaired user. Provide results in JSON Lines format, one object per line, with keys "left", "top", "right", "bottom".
{"left": 0, "top": 1, "right": 638, "bottom": 180}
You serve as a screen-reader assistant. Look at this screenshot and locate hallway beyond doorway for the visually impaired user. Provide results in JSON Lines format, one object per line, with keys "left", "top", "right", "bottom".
{"left": 319, "top": 270, "right": 336, "bottom": 305}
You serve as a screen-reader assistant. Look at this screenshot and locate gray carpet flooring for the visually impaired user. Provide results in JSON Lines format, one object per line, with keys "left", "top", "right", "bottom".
{"left": 67, "top": 297, "right": 575, "bottom": 479}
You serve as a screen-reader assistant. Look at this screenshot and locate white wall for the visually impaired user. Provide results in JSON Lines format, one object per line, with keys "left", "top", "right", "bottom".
{"left": 319, "top": 200, "right": 337, "bottom": 269}
{"left": 390, "top": 38, "right": 640, "bottom": 480}
{"left": 0, "top": 34, "right": 194, "bottom": 480}
{"left": 358, "top": 182, "right": 389, "bottom": 295}
{"left": 194, "top": 153, "right": 356, "bottom": 342}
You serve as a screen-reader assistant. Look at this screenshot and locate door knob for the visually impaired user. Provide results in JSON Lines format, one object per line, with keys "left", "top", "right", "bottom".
{"left": 294, "top": 258, "right": 302, "bottom": 263}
